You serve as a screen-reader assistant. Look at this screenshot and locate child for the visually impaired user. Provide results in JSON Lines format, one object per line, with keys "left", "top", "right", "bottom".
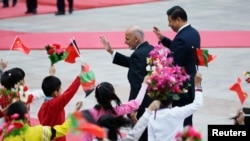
{"left": 2, "top": 101, "right": 82, "bottom": 141}
{"left": 0, "top": 67, "right": 46, "bottom": 118}
{"left": 38, "top": 63, "right": 84, "bottom": 141}
{"left": 96, "top": 100, "right": 160, "bottom": 141}
{"left": 83, "top": 76, "right": 149, "bottom": 141}
{"left": 147, "top": 72, "right": 203, "bottom": 141}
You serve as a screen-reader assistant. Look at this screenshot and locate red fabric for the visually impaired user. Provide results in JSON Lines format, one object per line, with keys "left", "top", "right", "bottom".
{"left": 229, "top": 77, "right": 248, "bottom": 105}
{"left": 1, "top": 31, "right": 250, "bottom": 50}
{"left": 76, "top": 122, "right": 105, "bottom": 138}
{"left": 38, "top": 76, "right": 80, "bottom": 141}
{"left": 0, "top": 96, "right": 11, "bottom": 118}
{"left": 11, "top": 37, "right": 30, "bottom": 54}
{"left": 64, "top": 43, "right": 80, "bottom": 64}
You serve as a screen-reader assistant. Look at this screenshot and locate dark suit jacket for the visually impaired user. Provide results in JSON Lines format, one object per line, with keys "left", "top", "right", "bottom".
{"left": 161, "top": 25, "right": 201, "bottom": 104}
{"left": 113, "top": 41, "right": 153, "bottom": 117}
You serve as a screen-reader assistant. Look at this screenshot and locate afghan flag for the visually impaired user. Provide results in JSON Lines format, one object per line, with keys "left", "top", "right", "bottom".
{"left": 229, "top": 77, "right": 248, "bottom": 105}
{"left": 196, "top": 48, "right": 216, "bottom": 67}
{"left": 11, "top": 37, "right": 30, "bottom": 55}
{"left": 79, "top": 64, "right": 95, "bottom": 97}
{"left": 64, "top": 43, "right": 80, "bottom": 64}
{"left": 68, "top": 111, "right": 105, "bottom": 138}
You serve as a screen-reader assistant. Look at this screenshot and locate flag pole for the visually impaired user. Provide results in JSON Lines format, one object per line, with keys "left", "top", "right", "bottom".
{"left": 6, "top": 36, "right": 18, "bottom": 60}
{"left": 70, "top": 38, "right": 84, "bottom": 63}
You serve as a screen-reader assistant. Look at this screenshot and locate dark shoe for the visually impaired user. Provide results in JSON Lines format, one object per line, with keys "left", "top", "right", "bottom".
{"left": 55, "top": 11, "right": 65, "bottom": 15}
{"left": 69, "top": 9, "right": 73, "bottom": 14}
{"left": 25, "top": 11, "right": 32, "bottom": 14}
{"left": 2, "top": 5, "right": 9, "bottom": 8}
{"left": 32, "top": 9, "right": 37, "bottom": 14}
{"left": 12, "top": 0, "right": 17, "bottom": 7}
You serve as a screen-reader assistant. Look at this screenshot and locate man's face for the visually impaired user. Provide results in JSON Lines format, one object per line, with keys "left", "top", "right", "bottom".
{"left": 168, "top": 16, "right": 179, "bottom": 33}
{"left": 124, "top": 31, "right": 138, "bottom": 50}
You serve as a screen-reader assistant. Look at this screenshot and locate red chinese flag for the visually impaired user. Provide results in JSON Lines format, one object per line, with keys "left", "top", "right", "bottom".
{"left": 11, "top": 37, "right": 30, "bottom": 55}
{"left": 229, "top": 77, "right": 248, "bottom": 105}
{"left": 196, "top": 48, "right": 216, "bottom": 67}
{"left": 64, "top": 43, "right": 80, "bottom": 63}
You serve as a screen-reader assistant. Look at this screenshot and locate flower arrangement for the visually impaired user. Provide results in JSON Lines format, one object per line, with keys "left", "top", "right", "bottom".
{"left": 146, "top": 45, "right": 190, "bottom": 101}
{"left": 0, "top": 84, "right": 33, "bottom": 105}
{"left": 45, "top": 43, "right": 67, "bottom": 65}
{"left": 175, "top": 125, "right": 202, "bottom": 141}
{"left": 0, "top": 113, "right": 29, "bottom": 137}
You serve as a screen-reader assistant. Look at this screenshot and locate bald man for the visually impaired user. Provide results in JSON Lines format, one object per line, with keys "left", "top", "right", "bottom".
{"left": 100, "top": 25, "right": 153, "bottom": 141}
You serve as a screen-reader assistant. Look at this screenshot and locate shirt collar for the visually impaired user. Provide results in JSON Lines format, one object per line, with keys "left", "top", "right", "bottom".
{"left": 135, "top": 41, "right": 146, "bottom": 49}
{"left": 177, "top": 23, "right": 190, "bottom": 33}
{"left": 44, "top": 96, "right": 54, "bottom": 102}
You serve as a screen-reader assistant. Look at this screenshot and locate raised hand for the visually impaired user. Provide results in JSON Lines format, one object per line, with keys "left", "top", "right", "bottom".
{"left": 100, "top": 35, "right": 113, "bottom": 54}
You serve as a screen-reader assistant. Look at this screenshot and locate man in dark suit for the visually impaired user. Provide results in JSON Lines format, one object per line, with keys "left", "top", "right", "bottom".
{"left": 153, "top": 5, "right": 201, "bottom": 126}
{"left": 100, "top": 25, "right": 154, "bottom": 141}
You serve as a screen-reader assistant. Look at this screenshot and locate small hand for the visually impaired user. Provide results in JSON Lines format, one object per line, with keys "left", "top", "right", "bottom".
{"left": 130, "top": 111, "right": 138, "bottom": 124}
{"left": 148, "top": 100, "right": 160, "bottom": 111}
{"left": 195, "top": 72, "right": 202, "bottom": 87}
{"left": 49, "top": 65, "right": 56, "bottom": 76}
{"left": 0, "top": 58, "right": 8, "bottom": 70}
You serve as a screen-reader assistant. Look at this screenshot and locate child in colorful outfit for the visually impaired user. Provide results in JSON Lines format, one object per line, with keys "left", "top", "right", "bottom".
{"left": 0, "top": 67, "right": 46, "bottom": 119}
{"left": 113, "top": 73, "right": 203, "bottom": 141}
{"left": 82, "top": 76, "right": 149, "bottom": 141}
{"left": 2, "top": 101, "right": 81, "bottom": 141}
{"left": 38, "top": 63, "right": 84, "bottom": 141}
{"left": 147, "top": 72, "right": 203, "bottom": 141}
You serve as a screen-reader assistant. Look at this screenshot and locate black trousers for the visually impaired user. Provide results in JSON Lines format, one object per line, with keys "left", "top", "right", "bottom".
{"left": 26, "top": 0, "right": 37, "bottom": 12}
{"left": 57, "top": 0, "right": 73, "bottom": 12}
{"left": 2, "top": 0, "right": 17, "bottom": 6}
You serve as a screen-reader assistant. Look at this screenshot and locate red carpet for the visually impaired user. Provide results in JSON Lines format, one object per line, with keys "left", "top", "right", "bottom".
{"left": 1, "top": 30, "right": 250, "bottom": 50}
{"left": 0, "top": 0, "right": 160, "bottom": 19}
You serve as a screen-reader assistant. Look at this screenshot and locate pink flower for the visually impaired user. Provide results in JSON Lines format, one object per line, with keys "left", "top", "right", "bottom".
{"left": 176, "top": 126, "right": 202, "bottom": 141}
{"left": 146, "top": 45, "right": 190, "bottom": 101}
{"left": 10, "top": 113, "right": 19, "bottom": 119}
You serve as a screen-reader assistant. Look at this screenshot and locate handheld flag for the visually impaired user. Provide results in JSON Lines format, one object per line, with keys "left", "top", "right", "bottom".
{"left": 196, "top": 48, "right": 216, "bottom": 67}
{"left": 45, "top": 44, "right": 67, "bottom": 65}
{"left": 229, "top": 77, "right": 248, "bottom": 105}
{"left": 79, "top": 64, "right": 95, "bottom": 97}
{"left": 11, "top": 37, "right": 30, "bottom": 55}
{"left": 68, "top": 111, "right": 105, "bottom": 138}
{"left": 64, "top": 42, "right": 80, "bottom": 64}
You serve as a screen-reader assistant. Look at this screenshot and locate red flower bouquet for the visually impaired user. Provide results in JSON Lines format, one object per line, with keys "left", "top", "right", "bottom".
{"left": 45, "top": 43, "right": 67, "bottom": 65}
{"left": 146, "top": 45, "right": 190, "bottom": 101}
{"left": 175, "top": 125, "right": 202, "bottom": 141}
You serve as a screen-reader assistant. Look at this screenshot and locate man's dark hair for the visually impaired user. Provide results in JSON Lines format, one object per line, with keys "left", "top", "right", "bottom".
{"left": 167, "top": 5, "right": 187, "bottom": 21}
